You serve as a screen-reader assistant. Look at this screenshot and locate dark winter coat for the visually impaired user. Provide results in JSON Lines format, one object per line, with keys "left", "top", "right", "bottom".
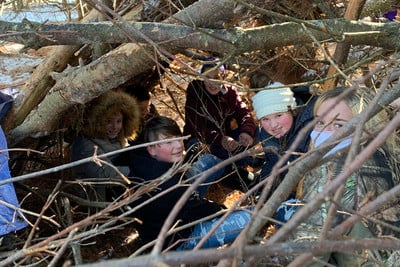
{"left": 183, "top": 80, "right": 256, "bottom": 148}
{"left": 128, "top": 147, "right": 224, "bottom": 246}
{"left": 71, "top": 135, "right": 130, "bottom": 179}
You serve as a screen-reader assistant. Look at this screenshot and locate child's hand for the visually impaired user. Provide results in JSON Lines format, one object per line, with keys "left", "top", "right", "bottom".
{"left": 238, "top": 132, "right": 254, "bottom": 147}
{"left": 221, "top": 136, "right": 240, "bottom": 152}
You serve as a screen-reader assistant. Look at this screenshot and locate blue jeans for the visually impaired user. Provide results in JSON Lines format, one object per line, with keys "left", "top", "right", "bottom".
{"left": 187, "top": 134, "right": 257, "bottom": 167}
{"left": 186, "top": 154, "right": 224, "bottom": 197}
{"left": 275, "top": 198, "right": 302, "bottom": 228}
{"left": 210, "top": 128, "right": 258, "bottom": 167}
{"left": 176, "top": 209, "right": 252, "bottom": 250}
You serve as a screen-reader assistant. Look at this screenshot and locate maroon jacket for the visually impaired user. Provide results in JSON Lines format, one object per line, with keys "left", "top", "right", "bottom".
{"left": 183, "top": 79, "right": 256, "bottom": 147}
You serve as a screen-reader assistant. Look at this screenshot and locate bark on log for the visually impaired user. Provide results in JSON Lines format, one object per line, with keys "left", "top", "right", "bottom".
{"left": 361, "top": 0, "right": 400, "bottom": 18}
{"left": 1, "top": 19, "right": 400, "bottom": 50}
{"left": 72, "top": 238, "right": 400, "bottom": 267}
{"left": 3, "top": 9, "right": 109, "bottom": 132}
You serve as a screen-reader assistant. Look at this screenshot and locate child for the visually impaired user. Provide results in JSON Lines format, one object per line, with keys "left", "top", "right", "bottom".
{"left": 183, "top": 58, "right": 257, "bottom": 188}
{"left": 124, "top": 84, "right": 159, "bottom": 129}
{"left": 70, "top": 90, "right": 140, "bottom": 201}
{"left": 251, "top": 82, "right": 315, "bottom": 197}
{"left": 277, "top": 87, "right": 400, "bottom": 266}
{"left": 128, "top": 116, "right": 252, "bottom": 250}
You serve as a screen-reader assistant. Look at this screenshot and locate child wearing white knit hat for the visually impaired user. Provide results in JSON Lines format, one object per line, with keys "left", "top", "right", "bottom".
{"left": 250, "top": 80, "right": 316, "bottom": 200}
{"left": 252, "top": 82, "right": 297, "bottom": 121}
{"left": 252, "top": 82, "right": 297, "bottom": 139}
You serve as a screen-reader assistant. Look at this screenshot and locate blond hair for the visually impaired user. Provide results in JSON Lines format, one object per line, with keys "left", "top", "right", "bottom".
{"left": 315, "top": 87, "right": 400, "bottom": 181}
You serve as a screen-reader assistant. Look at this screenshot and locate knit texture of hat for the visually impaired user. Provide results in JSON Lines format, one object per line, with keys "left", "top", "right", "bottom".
{"left": 252, "top": 82, "right": 297, "bottom": 119}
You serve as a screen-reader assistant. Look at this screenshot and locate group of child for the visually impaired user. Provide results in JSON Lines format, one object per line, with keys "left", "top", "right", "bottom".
{"left": 2, "top": 58, "right": 400, "bottom": 265}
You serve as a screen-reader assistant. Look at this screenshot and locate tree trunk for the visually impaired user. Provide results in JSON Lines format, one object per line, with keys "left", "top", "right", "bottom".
{"left": 3, "top": 18, "right": 400, "bottom": 50}
{"left": 322, "top": 0, "right": 366, "bottom": 90}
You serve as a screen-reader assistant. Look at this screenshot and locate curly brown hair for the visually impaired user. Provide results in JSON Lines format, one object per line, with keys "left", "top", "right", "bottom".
{"left": 82, "top": 89, "right": 141, "bottom": 146}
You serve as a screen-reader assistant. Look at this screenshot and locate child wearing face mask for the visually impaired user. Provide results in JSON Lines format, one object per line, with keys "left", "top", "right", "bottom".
{"left": 275, "top": 87, "right": 400, "bottom": 266}
{"left": 251, "top": 81, "right": 316, "bottom": 198}
{"left": 127, "top": 116, "right": 253, "bottom": 250}
{"left": 70, "top": 89, "right": 141, "bottom": 201}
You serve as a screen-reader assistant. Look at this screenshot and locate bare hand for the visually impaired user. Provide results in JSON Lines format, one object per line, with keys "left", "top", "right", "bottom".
{"left": 238, "top": 132, "right": 254, "bottom": 147}
{"left": 221, "top": 136, "right": 240, "bottom": 152}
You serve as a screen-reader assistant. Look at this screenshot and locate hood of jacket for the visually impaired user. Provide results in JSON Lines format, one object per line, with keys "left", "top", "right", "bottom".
{"left": 83, "top": 90, "right": 141, "bottom": 145}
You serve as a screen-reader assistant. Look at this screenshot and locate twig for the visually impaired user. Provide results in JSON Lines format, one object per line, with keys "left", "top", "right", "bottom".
{"left": 24, "top": 180, "right": 64, "bottom": 250}
{"left": 0, "top": 136, "right": 189, "bottom": 186}
{"left": 62, "top": 197, "right": 82, "bottom": 265}
{"left": 48, "top": 228, "right": 77, "bottom": 267}
{"left": 301, "top": 23, "right": 351, "bottom": 86}
{"left": 74, "top": 238, "right": 400, "bottom": 266}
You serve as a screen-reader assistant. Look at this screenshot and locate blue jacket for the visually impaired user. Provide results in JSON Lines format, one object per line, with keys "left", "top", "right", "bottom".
{"left": 0, "top": 126, "right": 27, "bottom": 235}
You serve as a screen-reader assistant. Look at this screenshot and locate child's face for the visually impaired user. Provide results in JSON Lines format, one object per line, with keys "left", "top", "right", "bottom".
{"left": 314, "top": 98, "right": 353, "bottom": 133}
{"left": 260, "top": 111, "right": 294, "bottom": 138}
{"left": 147, "top": 133, "right": 184, "bottom": 163}
{"left": 204, "top": 68, "right": 225, "bottom": 95}
{"left": 106, "top": 111, "right": 123, "bottom": 139}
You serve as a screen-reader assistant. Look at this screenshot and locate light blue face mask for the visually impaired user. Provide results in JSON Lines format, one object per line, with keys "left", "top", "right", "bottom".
{"left": 310, "top": 130, "right": 352, "bottom": 157}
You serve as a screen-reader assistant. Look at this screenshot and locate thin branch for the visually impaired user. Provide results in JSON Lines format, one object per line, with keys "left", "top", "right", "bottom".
{"left": 0, "top": 136, "right": 189, "bottom": 186}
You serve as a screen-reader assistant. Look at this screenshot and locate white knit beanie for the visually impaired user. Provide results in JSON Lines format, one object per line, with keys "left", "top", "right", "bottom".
{"left": 251, "top": 82, "right": 297, "bottom": 119}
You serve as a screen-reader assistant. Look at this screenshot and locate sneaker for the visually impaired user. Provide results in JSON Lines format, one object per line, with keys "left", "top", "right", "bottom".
{"left": 247, "top": 171, "right": 255, "bottom": 181}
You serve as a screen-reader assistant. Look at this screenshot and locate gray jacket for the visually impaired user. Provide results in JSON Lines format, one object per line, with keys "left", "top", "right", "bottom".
{"left": 71, "top": 134, "right": 129, "bottom": 179}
